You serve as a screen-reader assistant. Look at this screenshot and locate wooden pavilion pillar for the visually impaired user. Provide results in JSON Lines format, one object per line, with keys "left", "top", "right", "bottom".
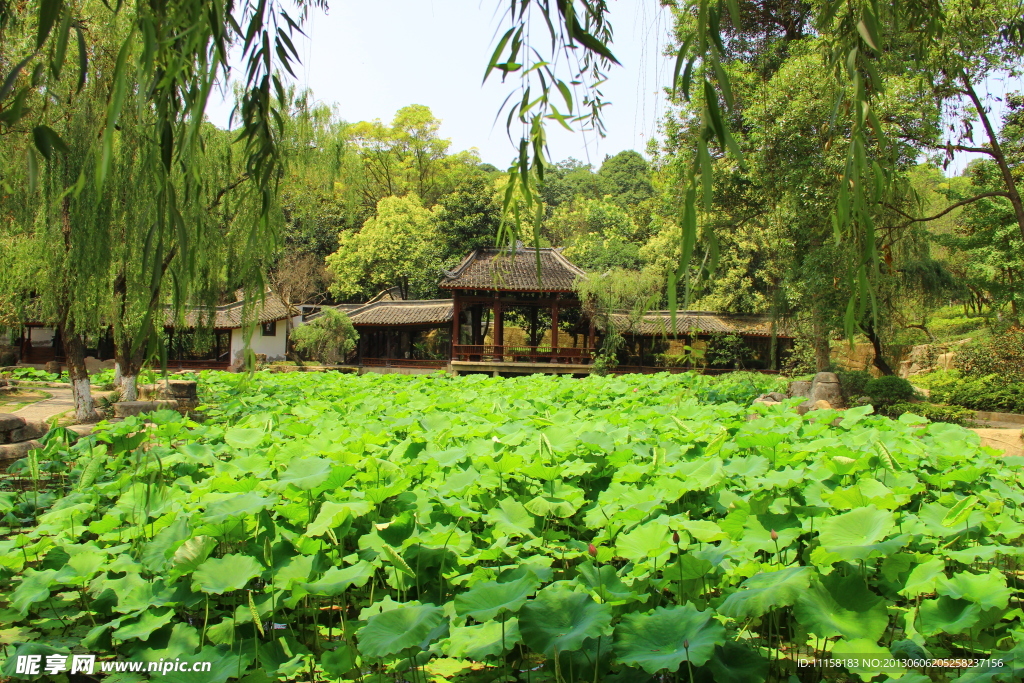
{"left": 493, "top": 292, "right": 503, "bottom": 356}
{"left": 551, "top": 294, "right": 559, "bottom": 356}
{"left": 451, "top": 292, "right": 461, "bottom": 359}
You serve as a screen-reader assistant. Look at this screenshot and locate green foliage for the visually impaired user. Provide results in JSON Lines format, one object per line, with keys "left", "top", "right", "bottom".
{"left": 954, "top": 329, "right": 1024, "bottom": 382}
{"left": 289, "top": 309, "right": 358, "bottom": 364}
{"left": 700, "top": 371, "right": 788, "bottom": 405}
{"left": 326, "top": 194, "right": 441, "bottom": 300}
{"left": 864, "top": 376, "right": 920, "bottom": 406}
{"left": 836, "top": 370, "right": 873, "bottom": 400}
{"left": 880, "top": 401, "right": 975, "bottom": 425}
{"left": 924, "top": 370, "right": 1024, "bottom": 414}
{"left": 3, "top": 360, "right": 1024, "bottom": 681}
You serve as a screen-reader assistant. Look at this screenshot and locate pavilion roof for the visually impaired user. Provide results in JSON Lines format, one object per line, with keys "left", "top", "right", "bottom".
{"left": 606, "top": 311, "right": 792, "bottom": 338}
{"left": 440, "top": 247, "right": 586, "bottom": 293}
{"left": 346, "top": 300, "right": 453, "bottom": 327}
{"left": 168, "top": 292, "right": 296, "bottom": 329}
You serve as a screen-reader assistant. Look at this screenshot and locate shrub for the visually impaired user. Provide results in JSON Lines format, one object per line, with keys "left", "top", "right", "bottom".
{"left": 927, "top": 372, "right": 1024, "bottom": 414}
{"left": 880, "top": 401, "right": 975, "bottom": 425}
{"left": 864, "top": 376, "right": 919, "bottom": 406}
{"left": 835, "top": 370, "right": 872, "bottom": 400}
{"left": 290, "top": 309, "right": 359, "bottom": 364}
{"left": 954, "top": 328, "right": 1024, "bottom": 382}
{"left": 702, "top": 371, "right": 789, "bottom": 405}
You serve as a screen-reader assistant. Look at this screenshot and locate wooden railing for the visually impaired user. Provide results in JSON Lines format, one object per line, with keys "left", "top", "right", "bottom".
{"left": 452, "top": 345, "right": 593, "bottom": 364}
{"left": 361, "top": 358, "right": 449, "bottom": 369}
{"left": 612, "top": 365, "right": 781, "bottom": 375}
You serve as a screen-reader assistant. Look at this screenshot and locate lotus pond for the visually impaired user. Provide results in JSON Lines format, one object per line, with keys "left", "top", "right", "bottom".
{"left": 1, "top": 370, "right": 1023, "bottom": 683}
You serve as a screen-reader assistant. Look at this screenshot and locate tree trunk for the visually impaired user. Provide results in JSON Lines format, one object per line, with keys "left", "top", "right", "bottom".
{"left": 811, "top": 307, "right": 831, "bottom": 371}
{"left": 962, "top": 77, "right": 1024, "bottom": 245}
{"left": 63, "top": 331, "right": 97, "bottom": 422}
{"left": 863, "top": 323, "right": 895, "bottom": 376}
{"left": 114, "top": 345, "right": 144, "bottom": 401}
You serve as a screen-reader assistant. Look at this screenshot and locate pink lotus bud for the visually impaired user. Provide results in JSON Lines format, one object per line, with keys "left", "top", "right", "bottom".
{"left": 672, "top": 531, "right": 680, "bottom": 544}
{"left": 770, "top": 529, "right": 779, "bottom": 541}
{"left": 588, "top": 543, "right": 598, "bottom": 558}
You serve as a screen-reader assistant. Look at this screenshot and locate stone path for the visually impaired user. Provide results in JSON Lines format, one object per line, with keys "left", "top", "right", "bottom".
{"left": 12, "top": 386, "right": 76, "bottom": 422}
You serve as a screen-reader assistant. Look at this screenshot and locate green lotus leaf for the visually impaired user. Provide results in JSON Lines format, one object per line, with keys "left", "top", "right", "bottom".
{"left": 277, "top": 456, "right": 332, "bottom": 491}
{"left": 9, "top": 568, "right": 58, "bottom": 615}
{"left": 900, "top": 558, "right": 946, "bottom": 597}
{"left": 793, "top": 581, "right": 888, "bottom": 641}
{"left": 524, "top": 482, "right": 585, "bottom": 518}
{"left": 224, "top": 427, "right": 265, "bottom": 450}
{"left": 615, "top": 520, "right": 671, "bottom": 563}
{"left": 937, "top": 570, "right": 1013, "bottom": 611}
{"left": 445, "top": 618, "right": 522, "bottom": 660}
{"left": 485, "top": 497, "right": 537, "bottom": 538}
{"left": 614, "top": 604, "right": 726, "bottom": 673}
{"left": 356, "top": 603, "right": 445, "bottom": 658}
{"left": 577, "top": 562, "right": 640, "bottom": 604}
{"left": 704, "top": 641, "right": 770, "bottom": 683}
{"left": 320, "top": 644, "right": 358, "bottom": 678}
{"left": 112, "top": 607, "right": 175, "bottom": 641}
{"left": 191, "top": 554, "right": 264, "bottom": 594}
{"left": 307, "top": 500, "right": 373, "bottom": 536}
{"left": 455, "top": 575, "right": 535, "bottom": 621}
{"left": 816, "top": 505, "right": 905, "bottom": 563}
{"left": 832, "top": 638, "right": 906, "bottom": 681}
{"left": 202, "top": 492, "right": 276, "bottom": 524}
{"left": 1, "top": 642, "right": 70, "bottom": 678}
{"left": 917, "top": 597, "right": 981, "bottom": 636}
{"left": 719, "top": 566, "right": 814, "bottom": 619}
{"left": 519, "top": 586, "right": 612, "bottom": 656}
{"left": 303, "top": 561, "right": 375, "bottom": 596}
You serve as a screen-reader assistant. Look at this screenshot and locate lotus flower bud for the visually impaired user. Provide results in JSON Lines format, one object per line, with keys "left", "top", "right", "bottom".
{"left": 770, "top": 529, "right": 779, "bottom": 541}
{"left": 588, "top": 543, "right": 598, "bottom": 558}
{"left": 672, "top": 531, "right": 680, "bottom": 544}
{"left": 683, "top": 640, "right": 690, "bottom": 649}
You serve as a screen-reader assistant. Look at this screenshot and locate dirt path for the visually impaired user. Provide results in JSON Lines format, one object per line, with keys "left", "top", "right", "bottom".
{"left": 971, "top": 428, "right": 1024, "bottom": 457}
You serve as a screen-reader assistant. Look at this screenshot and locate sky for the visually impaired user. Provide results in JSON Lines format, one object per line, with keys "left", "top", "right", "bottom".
{"left": 204, "top": 0, "right": 1020, "bottom": 176}
{"left": 205, "top": 0, "right": 675, "bottom": 170}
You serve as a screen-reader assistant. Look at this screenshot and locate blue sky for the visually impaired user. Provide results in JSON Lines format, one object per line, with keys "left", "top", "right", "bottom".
{"left": 205, "top": 0, "right": 1019, "bottom": 175}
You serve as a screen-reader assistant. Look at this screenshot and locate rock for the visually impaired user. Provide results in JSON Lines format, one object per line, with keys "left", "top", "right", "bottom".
{"left": 10, "top": 420, "right": 47, "bottom": 442}
{"left": 44, "top": 361, "right": 61, "bottom": 375}
{"left": 84, "top": 357, "right": 117, "bottom": 373}
{"left": 797, "top": 398, "right": 835, "bottom": 415}
{"left": 809, "top": 372, "right": 844, "bottom": 408}
{"left": 113, "top": 400, "right": 180, "bottom": 418}
{"left": 0, "top": 414, "right": 27, "bottom": 444}
{"left": 0, "top": 349, "right": 17, "bottom": 366}
{"left": 766, "top": 391, "right": 787, "bottom": 402}
{"left": 0, "top": 439, "right": 43, "bottom": 460}
{"left": 788, "top": 381, "right": 812, "bottom": 399}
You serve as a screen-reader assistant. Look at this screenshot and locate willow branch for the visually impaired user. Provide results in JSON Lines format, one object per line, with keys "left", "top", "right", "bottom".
{"left": 884, "top": 191, "right": 1011, "bottom": 226}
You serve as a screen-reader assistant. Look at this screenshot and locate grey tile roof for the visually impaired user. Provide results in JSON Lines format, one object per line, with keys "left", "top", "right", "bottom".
{"left": 169, "top": 292, "right": 297, "bottom": 329}
{"left": 347, "top": 300, "right": 453, "bottom": 327}
{"left": 440, "top": 247, "right": 587, "bottom": 293}
{"left": 606, "top": 311, "right": 792, "bottom": 338}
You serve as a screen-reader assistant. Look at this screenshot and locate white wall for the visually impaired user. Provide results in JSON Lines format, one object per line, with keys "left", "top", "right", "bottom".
{"left": 28, "top": 327, "right": 55, "bottom": 345}
{"left": 230, "top": 320, "right": 288, "bottom": 364}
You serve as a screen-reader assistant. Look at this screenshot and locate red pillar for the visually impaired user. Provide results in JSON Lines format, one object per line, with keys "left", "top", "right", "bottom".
{"left": 493, "top": 292, "right": 503, "bottom": 358}
{"left": 451, "top": 292, "right": 461, "bottom": 360}
{"left": 551, "top": 295, "right": 559, "bottom": 358}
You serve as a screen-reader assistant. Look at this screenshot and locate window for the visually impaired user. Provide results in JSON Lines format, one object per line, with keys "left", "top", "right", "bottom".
{"left": 260, "top": 322, "right": 277, "bottom": 337}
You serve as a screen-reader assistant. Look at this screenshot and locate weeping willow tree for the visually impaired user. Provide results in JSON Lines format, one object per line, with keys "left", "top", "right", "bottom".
{"left": 488, "top": 0, "right": 1023, "bottom": 341}
{"left": 0, "top": 7, "right": 280, "bottom": 416}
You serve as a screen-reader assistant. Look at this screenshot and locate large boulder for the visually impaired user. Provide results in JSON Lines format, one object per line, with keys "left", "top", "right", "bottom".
{"left": 788, "top": 381, "right": 812, "bottom": 399}
{"left": 44, "top": 361, "right": 61, "bottom": 375}
{"left": 113, "top": 400, "right": 180, "bottom": 418}
{"left": 808, "top": 372, "right": 843, "bottom": 407}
